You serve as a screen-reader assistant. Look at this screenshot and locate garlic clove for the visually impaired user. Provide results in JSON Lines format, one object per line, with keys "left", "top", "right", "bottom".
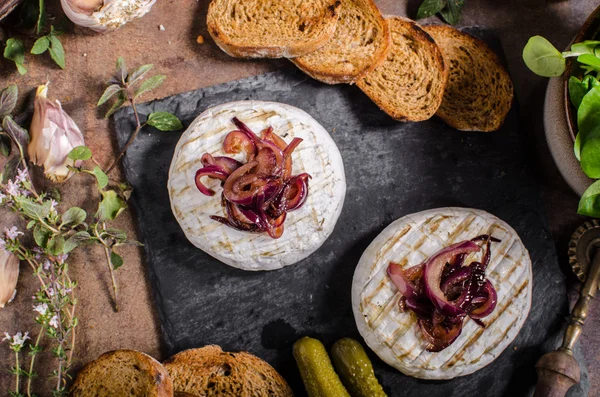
{"left": 61, "top": 0, "right": 157, "bottom": 33}
{"left": 0, "top": 249, "right": 19, "bottom": 308}
{"left": 28, "top": 84, "right": 86, "bottom": 183}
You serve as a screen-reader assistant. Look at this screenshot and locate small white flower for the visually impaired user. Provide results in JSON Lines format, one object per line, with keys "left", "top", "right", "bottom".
{"left": 2, "top": 332, "right": 10, "bottom": 342}
{"left": 2, "top": 331, "right": 30, "bottom": 350}
{"left": 33, "top": 303, "right": 48, "bottom": 316}
{"left": 49, "top": 315, "right": 59, "bottom": 329}
{"left": 46, "top": 286, "right": 55, "bottom": 296}
{"left": 0, "top": 238, "right": 5, "bottom": 250}
{"left": 16, "top": 168, "right": 28, "bottom": 183}
{"left": 4, "top": 227, "right": 23, "bottom": 240}
{"left": 56, "top": 254, "right": 68, "bottom": 264}
{"left": 42, "top": 260, "right": 52, "bottom": 271}
{"left": 49, "top": 199, "right": 58, "bottom": 211}
{"left": 5, "top": 181, "right": 20, "bottom": 197}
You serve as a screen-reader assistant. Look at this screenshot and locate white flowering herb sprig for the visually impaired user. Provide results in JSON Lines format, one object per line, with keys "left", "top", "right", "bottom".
{"left": 3, "top": 331, "right": 30, "bottom": 397}
{"left": 0, "top": 83, "right": 145, "bottom": 395}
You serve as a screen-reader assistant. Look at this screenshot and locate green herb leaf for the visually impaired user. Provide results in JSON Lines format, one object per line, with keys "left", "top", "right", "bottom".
{"left": 104, "top": 228, "right": 127, "bottom": 243}
{"left": 439, "top": 0, "right": 464, "bottom": 25}
{"left": 97, "top": 190, "right": 127, "bottom": 221}
{"left": 4, "top": 38, "right": 27, "bottom": 75}
{"left": 0, "top": 134, "right": 11, "bottom": 158}
{"left": 1, "top": 156, "right": 19, "bottom": 184}
{"left": 26, "top": 220, "right": 36, "bottom": 229}
{"left": 105, "top": 92, "right": 126, "bottom": 119}
{"left": 580, "top": 126, "right": 600, "bottom": 178}
{"left": 64, "top": 231, "right": 92, "bottom": 253}
{"left": 522, "top": 36, "right": 565, "bottom": 77}
{"left": 146, "top": 112, "right": 183, "bottom": 131}
{"left": 116, "top": 57, "right": 127, "bottom": 83}
{"left": 569, "top": 76, "right": 589, "bottom": 109}
{"left": 577, "top": 53, "right": 600, "bottom": 73}
{"left": 48, "top": 34, "right": 65, "bottom": 69}
{"left": 31, "top": 37, "right": 50, "bottom": 55}
{"left": 48, "top": 234, "right": 65, "bottom": 256}
{"left": 562, "top": 41, "right": 600, "bottom": 58}
{"left": 135, "top": 75, "right": 166, "bottom": 98}
{"left": 2, "top": 116, "right": 29, "bottom": 153}
{"left": 37, "top": 0, "right": 46, "bottom": 35}
{"left": 575, "top": 132, "right": 582, "bottom": 161}
{"left": 92, "top": 166, "right": 108, "bottom": 189}
{"left": 578, "top": 179, "right": 600, "bottom": 217}
{"left": 0, "top": 85, "right": 18, "bottom": 118}
{"left": 128, "top": 64, "right": 154, "bottom": 85}
{"left": 14, "top": 195, "right": 51, "bottom": 220}
{"left": 61, "top": 207, "right": 87, "bottom": 227}
{"left": 33, "top": 224, "right": 51, "bottom": 248}
{"left": 110, "top": 251, "right": 124, "bottom": 270}
{"left": 577, "top": 86, "right": 600, "bottom": 136}
{"left": 97, "top": 84, "right": 122, "bottom": 107}
{"left": 416, "top": 0, "right": 446, "bottom": 20}
{"left": 67, "top": 146, "right": 92, "bottom": 161}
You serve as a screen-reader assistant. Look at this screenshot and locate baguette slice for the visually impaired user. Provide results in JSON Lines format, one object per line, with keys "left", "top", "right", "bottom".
{"left": 207, "top": 0, "right": 342, "bottom": 58}
{"left": 69, "top": 350, "right": 173, "bottom": 397}
{"left": 291, "top": 0, "right": 390, "bottom": 84}
{"left": 357, "top": 17, "right": 448, "bottom": 121}
{"left": 164, "top": 346, "right": 294, "bottom": 397}
{"left": 423, "top": 25, "right": 514, "bottom": 132}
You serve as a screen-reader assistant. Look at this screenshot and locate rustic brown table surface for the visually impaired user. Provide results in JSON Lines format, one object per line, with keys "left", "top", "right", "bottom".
{"left": 0, "top": 0, "right": 598, "bottom": 394}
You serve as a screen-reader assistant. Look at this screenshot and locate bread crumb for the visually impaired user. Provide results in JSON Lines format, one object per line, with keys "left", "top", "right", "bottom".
{"left": 197, "top": 35, "right": 204, "bottom": 44}
{"left": 159, "top": 25, "right": 165, "bottom": 31}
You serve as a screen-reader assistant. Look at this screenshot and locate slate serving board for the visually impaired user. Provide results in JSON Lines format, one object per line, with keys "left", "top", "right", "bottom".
{"left": 114, "top": 30, "right": 589, "bottom": 397}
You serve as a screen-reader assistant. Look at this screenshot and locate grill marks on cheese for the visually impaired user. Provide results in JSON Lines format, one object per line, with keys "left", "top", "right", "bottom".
{"left": 207, "top": 0, "right": 342, "bottom": 58}
{"left": 353, "top": 208, "right": 532, "bottom": 379}
{"left": 168, "top": 101, "right": 346, "bottom": 271}
{"left": 292, "top": 0, "right": 390, "bottom": 84}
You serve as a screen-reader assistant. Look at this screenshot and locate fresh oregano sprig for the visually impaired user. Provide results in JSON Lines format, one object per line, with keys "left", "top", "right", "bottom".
{"left": 98, "top": 57, "right": 183, "bottom": 174}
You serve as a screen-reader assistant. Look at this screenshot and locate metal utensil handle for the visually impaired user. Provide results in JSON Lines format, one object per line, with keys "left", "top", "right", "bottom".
{"left": 533, "top": 251, "right": 600, "bottom": 397}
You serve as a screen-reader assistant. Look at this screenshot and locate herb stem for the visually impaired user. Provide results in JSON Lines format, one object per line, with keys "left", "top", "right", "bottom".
{"left": 95, "top": 224, "right": 119, "bottom": 312}
{"left": 105, "top": 94, "right": 141, "bottom": 174}
{"left": 27, "top": 327, "right": 44, "bottom": 397}
{"left": 15, "top": 350, "right": 20, "bottom": 395}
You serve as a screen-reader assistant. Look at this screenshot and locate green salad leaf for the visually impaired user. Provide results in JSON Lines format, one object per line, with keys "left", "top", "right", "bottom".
{"left": 569, "top": 76, "right": 589, "bottom": 109}
{"left": 579, "top": 180, "right": 600, "bottom": 217}
{"left": 522, "top": 36, "right": 565, "bottom": 77}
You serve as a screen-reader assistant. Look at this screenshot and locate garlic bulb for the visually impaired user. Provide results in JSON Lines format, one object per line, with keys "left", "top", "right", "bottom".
{"left": 0, "top": 249, "right": 19, "bottom": 308}
{"left": 60, "top": 0, "right": 157, "bottom": 33}
{"left": 28, "top": 84, "right": 86, "bottom": 183}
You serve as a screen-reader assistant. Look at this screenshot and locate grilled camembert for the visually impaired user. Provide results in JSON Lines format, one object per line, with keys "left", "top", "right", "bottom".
{"left": 352, "top": 208, "right": 532, "bottom": 379}
{"left": 168, "top": 101, "right": 346, "bottom": 271}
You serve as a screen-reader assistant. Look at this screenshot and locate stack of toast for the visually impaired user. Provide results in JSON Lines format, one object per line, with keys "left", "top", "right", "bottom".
{"left": 206, "top": 0, "right": 514, "bottom": 132}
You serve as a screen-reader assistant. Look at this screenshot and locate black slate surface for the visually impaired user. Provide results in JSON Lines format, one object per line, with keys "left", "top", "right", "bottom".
{"left": 114, "top": 30, "right": 589, "bottom": 397}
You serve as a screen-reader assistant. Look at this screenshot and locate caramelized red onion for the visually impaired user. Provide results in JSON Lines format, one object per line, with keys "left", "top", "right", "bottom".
{"left": 387, "top": 235, "right": 500, "bottom": 352}
{"left": 196, "top": 118, "right": 311, "bottom": 239}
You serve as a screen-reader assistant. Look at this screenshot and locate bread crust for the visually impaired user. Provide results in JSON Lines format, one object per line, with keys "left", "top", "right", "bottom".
{"left": 164, "top": 346, "right": 294, "bottom": 397}
{"left": 357, "top": 17, "right": 448, "bottom": 121}
{"left": 291, "top": 0, "right": 391, "bottom": 84}
{"left": 69, "top": 350, "right": 173, "bottom": 397}
{"left": 423, "top": 25, "right": 514, "bottom": 132}
{"left": 207, "top": 0, "right": 342, "bottom": 59}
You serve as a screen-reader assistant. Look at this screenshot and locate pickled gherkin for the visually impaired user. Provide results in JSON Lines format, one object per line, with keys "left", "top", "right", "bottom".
{"left": 331, "top": 338, "right": 387, "bottom": 397}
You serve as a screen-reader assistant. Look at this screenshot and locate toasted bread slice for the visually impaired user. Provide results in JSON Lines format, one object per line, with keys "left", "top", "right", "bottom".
{"left": 423, "top": 25, "right": 514, "bottom": 132}
{"left": 291, "top": 0, "right": 390, "bottom": 84}
{"left": 69, "top": 350, "right": 173, "bottom": 397}
{"left": 207, "top": 0, "right": 342, "bottom": 58}
{"left": 164, "top": 346, "right": 294, "bottom": 397}
{"left": 357, "top": 17, "right": 447, "bottom": 121}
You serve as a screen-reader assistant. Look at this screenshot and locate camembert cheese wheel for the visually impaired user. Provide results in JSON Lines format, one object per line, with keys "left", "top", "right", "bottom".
{"left": 168, "top": 101, "right": 346, "bottom": 271}
{"left": 352, "top": 207, "right": 532, "bottom": 379}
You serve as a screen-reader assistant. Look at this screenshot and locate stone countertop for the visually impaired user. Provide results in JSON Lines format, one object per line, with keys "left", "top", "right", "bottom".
{"left": 0, "top": 0, "right": 598, "bottom": 394}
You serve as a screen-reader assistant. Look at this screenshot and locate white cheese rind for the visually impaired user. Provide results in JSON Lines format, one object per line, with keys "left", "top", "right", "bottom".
{"left": 168, "top": 101, "right": 346, "bottom": 271}
{"left": 352, "top": 207, "right": 532, "bottom": 379}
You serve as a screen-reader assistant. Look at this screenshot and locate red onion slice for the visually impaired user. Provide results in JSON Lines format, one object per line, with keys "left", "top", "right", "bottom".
{"left": 387, "top": 262, "right": 419, "bottom": 300}
{"left": 286, "top": 173, "right": 311, "bottom": 211}
{"left": 223, "top": 130, "right": 257, "bottom": 158}
{"left": 419, "top": 318, "right": 463, "bottom": 352}
{"left": 469, "top": 280, "right": 498, "bottom": 319}
{"left": 423, "top": 241, "right": 481, "bottom": 317}
{"left": 195, "top": 166, "right": 229, "bottom": 196}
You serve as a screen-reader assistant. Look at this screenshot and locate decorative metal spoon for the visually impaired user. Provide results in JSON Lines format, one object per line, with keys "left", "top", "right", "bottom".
{"left": 534, "top": 220, "right": 600, "bottom": 397}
